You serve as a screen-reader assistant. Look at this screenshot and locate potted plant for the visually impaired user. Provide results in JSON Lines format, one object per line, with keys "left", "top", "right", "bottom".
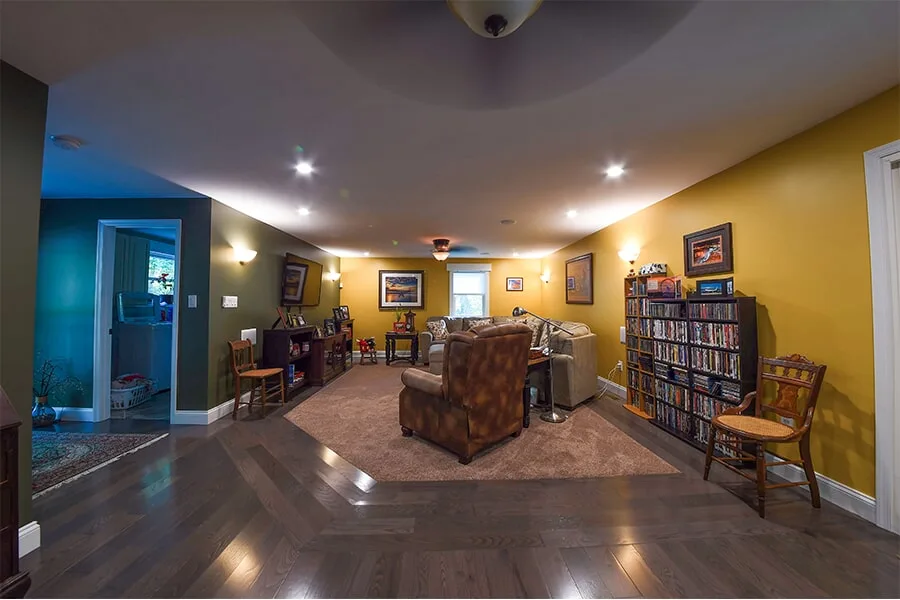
{"left": 393, "top": 309, "right": 406, "bottom": 333}
{"left": 32, "top": 356, "right": 84, "bottom": 427}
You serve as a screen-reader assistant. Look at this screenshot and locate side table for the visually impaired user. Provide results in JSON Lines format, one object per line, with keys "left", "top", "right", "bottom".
{"left": 523, "top": 356, "right": 551, "bottom": 428}
{"left": 385, "top": 331, "right": 419, "bottom": 366}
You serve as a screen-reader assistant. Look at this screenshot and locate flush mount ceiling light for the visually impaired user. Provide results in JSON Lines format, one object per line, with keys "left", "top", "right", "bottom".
{"left": 447, "top": 0, "right": 543, "bottom": 38}
{"left": 431, "top": 238, "right": 451, "bottom": 261}
{"left": 49, "top": 134, "right": 84, "bottom": 151}
{"left": 500, "top": 219, "right": 516, "bottom": 225}
{"left": 295, "top": 161, "right": 314, "bottom": 176}
{"left": 566, "top": 210, "right": 578, "bottom": 219}
{"left": 298, "top": 207, "right": 311, "bottom": 216}
{"left": 363, "top": 251, "right": 370, "bottom": 257}
{"left": 606, "top": 164, "right": 626, "bottom": 178}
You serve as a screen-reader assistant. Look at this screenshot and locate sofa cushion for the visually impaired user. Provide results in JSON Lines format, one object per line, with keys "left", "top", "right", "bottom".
{"left": 444, "top": 317, "right": 465, "bottom": 334}
{"left": 465, "top": 317, "right": 492, "bottom": 330}
{"left": 426, "top": 319, "right": 449, "bottom": 340}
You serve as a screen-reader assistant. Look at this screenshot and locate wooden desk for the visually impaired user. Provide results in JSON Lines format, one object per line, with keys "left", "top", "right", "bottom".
{"left": 523, "top": 356, "right": 551, "bottom": 428}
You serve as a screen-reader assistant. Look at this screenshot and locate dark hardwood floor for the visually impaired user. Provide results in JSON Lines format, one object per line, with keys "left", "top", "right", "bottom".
{"left": 22, "top": 386, "right": 900, "bottom": 598}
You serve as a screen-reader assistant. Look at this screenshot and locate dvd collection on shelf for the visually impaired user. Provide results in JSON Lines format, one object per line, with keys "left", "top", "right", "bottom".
{"left": 625, "top": 275, "right": 758, "bottom": 455}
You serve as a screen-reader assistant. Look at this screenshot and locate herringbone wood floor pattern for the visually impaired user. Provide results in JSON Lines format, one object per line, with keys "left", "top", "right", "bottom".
{"left": 21, "top": 387, "right": 900, "bottom": 598}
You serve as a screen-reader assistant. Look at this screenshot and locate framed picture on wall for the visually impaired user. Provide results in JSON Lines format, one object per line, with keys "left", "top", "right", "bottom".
{"left": 565, "top": 253, "right": 593, "bottom": 304}
{"left": 340, "top": 305, "right": 350, "bottom": 320}
{"left": 684, "top": 222, "right": 733, "bottom": 277}
{"left": 378, "top": 270, "right": 425, "bottom": 309}
{"left": 506, "top": 277, "right": 524, "bottom": 292}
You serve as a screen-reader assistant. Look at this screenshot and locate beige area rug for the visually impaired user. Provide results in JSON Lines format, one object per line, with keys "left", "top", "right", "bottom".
{"left": 284, "top": 364, "right": 678, "bottom": 481}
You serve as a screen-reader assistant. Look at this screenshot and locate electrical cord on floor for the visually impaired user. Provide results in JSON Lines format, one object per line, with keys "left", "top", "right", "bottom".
{"left": 597, "top": 365, "right": 621, "bottom": 401}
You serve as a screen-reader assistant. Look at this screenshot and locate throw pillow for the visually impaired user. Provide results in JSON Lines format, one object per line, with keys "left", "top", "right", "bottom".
{"left": 426, "top": 320, "right": 449, "bottom": 340}
{"left": 524, "top": 317, "right": 543, "bottom": 346}
{"left": 467, "top": 318, "right": 492, "bottom": 331}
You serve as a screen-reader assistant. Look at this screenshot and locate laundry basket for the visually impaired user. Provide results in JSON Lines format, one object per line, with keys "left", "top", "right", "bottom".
{"left": 110, "top": 374, "right": 156, "bottom": 410}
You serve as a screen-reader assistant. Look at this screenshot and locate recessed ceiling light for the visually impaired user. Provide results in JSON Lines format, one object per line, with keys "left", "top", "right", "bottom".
{"left": 363, "top": 251, "right": 370, "bottom": 257}
{"left": 566, "top": 210, "right": 577, "bottom": 219}
{"left": 298, "top": 207, "right": 310, "bottom": 216}
{"left": 500, "top": 219, "right": 516, "bottom": 225}
{"left": 512, "top": 251, "right": 520, "bottom": 257}
{"left": 295, "top": 161, "right": 314, "bottom": 176}
{"left": 606, "top": 165, "right": 625, "bottom": 178}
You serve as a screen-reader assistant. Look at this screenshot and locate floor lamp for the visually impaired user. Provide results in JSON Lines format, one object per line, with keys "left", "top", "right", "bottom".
{"left": 512, "top": 306, "right": 575, "bottom": 424}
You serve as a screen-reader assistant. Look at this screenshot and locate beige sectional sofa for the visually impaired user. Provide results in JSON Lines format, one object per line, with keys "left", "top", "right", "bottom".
{"left": 420, "top": 315, "right": 598, "bottom": 409}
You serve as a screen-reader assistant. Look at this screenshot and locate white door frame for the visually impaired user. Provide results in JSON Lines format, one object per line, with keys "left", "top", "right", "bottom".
{"left": 864, "top": 140, "right": 900, "bottom": 534}
{"left": 92, "top": 219, "right": 182, "bottom": 422}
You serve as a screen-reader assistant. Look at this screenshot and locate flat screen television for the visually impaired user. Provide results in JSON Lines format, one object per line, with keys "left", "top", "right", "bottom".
{"left": 282, "top": 253, "right": 323, "bottom": 306}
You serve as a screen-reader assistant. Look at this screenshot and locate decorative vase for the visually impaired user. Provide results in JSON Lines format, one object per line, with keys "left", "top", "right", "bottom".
{"left": 32, "top": 395, "right": 56, "bottom": 428}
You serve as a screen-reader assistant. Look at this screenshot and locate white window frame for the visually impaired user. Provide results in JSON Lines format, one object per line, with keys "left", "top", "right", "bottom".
{"left": 447, "top": 263, "right": 491, "bottom": 318}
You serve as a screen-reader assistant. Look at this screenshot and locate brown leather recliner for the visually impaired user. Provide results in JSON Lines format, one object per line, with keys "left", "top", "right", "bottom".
{"left": 399, "top": 322, "right": 532, "bottom": 464}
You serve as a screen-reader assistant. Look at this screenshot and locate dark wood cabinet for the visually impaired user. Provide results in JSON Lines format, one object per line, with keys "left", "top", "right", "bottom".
{"left": 0, "top": 387, "right": 30, "bottom": 599}
{"left": 310, "top": 333, "right": 349, "bottom": 386}
{"left": 261, "top": 326, "right": 317, "bottom": 396}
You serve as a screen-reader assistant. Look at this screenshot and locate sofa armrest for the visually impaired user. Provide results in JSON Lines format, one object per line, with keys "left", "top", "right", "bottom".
{"left": 401, "top": 368, "right": 443, "bottom": 398}
{"left": 419, "top": 330, "right": 434, "bottom": 352}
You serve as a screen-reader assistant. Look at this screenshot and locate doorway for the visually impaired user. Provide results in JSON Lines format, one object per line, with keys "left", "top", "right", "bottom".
{"left": 92, "top": 220, "right": 181, "bottom": 425}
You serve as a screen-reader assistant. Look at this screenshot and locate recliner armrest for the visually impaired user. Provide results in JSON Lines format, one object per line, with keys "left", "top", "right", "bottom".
{"left": 400, "top": 368, "right": 443, "bottom": 398}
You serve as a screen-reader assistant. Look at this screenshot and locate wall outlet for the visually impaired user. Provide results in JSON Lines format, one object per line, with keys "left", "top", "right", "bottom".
{"left": 619, "top": 326, "right": 626, "bottom": 344}
{"left": 187, "top": 294, "right": 198, "bottom": 308}
{"left": 222, "top": 295, "right": 238, "bottom": 309}
{"left": 616, "top": 360, "right": 623, "bottom": 372}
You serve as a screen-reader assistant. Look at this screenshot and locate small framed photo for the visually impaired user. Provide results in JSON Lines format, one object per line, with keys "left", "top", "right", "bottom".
{"left": 324, "top": 319, "right": 336, "bottom": 336}
{"left": 340, "top": 305, "right": 350, "bottom": 320}
{"left": 314, "top": 326, "right": 323, "bottom": 338}
{"left": 506, "top": 277, "right": 524, "bottom": 292}
{"left": 696, "top": 277, "right": 734, "bottom": 297}
{"left": 295, "top": 313, "right": 306, "bottom": 326}
{"left": 332, "top": 307, "right": 344, "bottom": 322}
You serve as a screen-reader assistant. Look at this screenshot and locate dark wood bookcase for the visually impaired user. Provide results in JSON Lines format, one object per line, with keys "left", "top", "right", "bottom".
{"left": 261, "top": 326, "right": 317, "bottom": 395}
{"left": 649, "top": 295, "right": 758, "bottom": 455}
{"left": 624, "top": 276, "right": 656, "bottom": 418}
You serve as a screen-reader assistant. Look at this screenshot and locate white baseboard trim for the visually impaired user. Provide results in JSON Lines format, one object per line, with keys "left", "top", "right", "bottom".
{"left": 765, "top": 452, "right": 876, "bottom": 523}
{"left": 56, "top": 407, "right": 95, "bottom": 422}
{"left": 18, "top": 521, "right": 40, "bottom": 557}
{"left": 172, "top": 397, "right": 236, "bottom": 425}
{"left": 597, "top": 375, "right": 627, "bottom": 400}
{"left": 351, "top": 350, "right": 388, "bottom": 359}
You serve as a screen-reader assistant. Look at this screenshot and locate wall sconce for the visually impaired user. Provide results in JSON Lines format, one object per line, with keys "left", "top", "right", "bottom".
{"left": 617, "top": 245, "right": 641, "bottom": 277}
{"left": 540, "top": 270, "right": 551, "bottom": 284}
{"left": 233, "top": 247, "right": 257, "bottom": 265}
{"left": 326, "top": 271, "right": 341, "bottom": 282}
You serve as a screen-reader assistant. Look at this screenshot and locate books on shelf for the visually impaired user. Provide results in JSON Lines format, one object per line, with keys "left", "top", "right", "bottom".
{"left": 655, "top": 401, "right": 692, "bottom": 438}
{"left": 649, "top": 302, "right": 684, "bottom": 318}
{"left": 657, "top": 380, "right": 688, "bottom": 409}
{"left": 626, "top": 350, "right": 640, "bottom": 366}
{"left": 626, "top": 298, "right": 639, "bottom": 315}
{"left": 691, "top": 347, "right": 740, "bottom": 378}
{"left": 639, "top": 338, "right": 653, "bottom": 353}
{"left": 639, "top": 298, "right": 651, "bottom": 315}
{"left": 654, "top": 341, "right": 688, "bottom": 367}
{"left": 639, "top": 318, "right": 652, "bottom": 337}
{"left": 626, "top": 317, "right": 639, "bottom": 335}
{"left": 690, "top": 322, "right": 740, "bottom": 349}
{"left": 689, "top": 302, "right": 738, "bottom": 321}
{"left": 652, "top": 319, "right": 687, "bottom": 343}
{"left": 626, "top": 334, "right": 639, "bottom": 350}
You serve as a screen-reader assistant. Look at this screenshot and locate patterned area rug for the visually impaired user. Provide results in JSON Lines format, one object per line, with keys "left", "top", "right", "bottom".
{"left": 32, "top": 431, "right": 168, "bottom": 496}
{"left": 284, "top": 364, "right": 678, "bottom": 481}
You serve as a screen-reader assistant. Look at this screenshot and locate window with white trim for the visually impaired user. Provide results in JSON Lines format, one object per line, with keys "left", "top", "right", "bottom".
{"left": 450, "top": 271, "right": 490, "bottom": 318}
{"left": 148, "top": 251, "right": 176, "bottom": 295}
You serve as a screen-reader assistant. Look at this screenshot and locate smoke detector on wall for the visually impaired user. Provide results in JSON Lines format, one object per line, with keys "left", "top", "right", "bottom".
{"left": 49, "top": 134, "right": 85, "bottom": 151}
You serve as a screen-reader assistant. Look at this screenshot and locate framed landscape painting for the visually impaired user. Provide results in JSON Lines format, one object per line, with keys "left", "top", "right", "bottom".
{"left": 684, "top": 222, "right": 733, "bottom": 276}
{"left": 565, "top": 253, "right": 593, "bottom": 304}
{"left": 506, "top": 277, "right": 524, "bottom": 292}
{"left": 379, "top": 270, "right": 425, "bottom": 309}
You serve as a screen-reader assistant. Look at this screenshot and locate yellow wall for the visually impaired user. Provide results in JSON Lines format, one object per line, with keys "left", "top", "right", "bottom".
{"left": 340, "top": 257, "right": 544, "bottom": 342}
{"left": 542, "top": 86, "right": 899, "bottom": 496}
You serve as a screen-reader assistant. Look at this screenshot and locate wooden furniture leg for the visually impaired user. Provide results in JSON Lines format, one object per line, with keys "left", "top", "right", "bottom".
{"left": 522, "top": 375, "right": 530, "bottom": 428}
{"left": 232, "top": 376, "right": 241, "bottom": 420}
{"left": 260, "top": 376, "right": 268, "bottom": 417}
{"left": 755, "top": 441, "right": 766, "bottom": 518}
{"left": 800, "top": 434, "right": 821, "bottom": 508}
{"left": 279, "top": 373, "right": 286, "bottom": 407}
{"left": 703, "top": 427, "right": 715, "bottom": 480}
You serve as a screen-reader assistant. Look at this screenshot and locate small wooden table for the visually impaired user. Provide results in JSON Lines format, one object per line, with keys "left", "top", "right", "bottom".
{"left": 523, "top": 356, "right": 552, "bottom": 428}
{"left": 385, "top": 331, "right": 419, "bottom": 365}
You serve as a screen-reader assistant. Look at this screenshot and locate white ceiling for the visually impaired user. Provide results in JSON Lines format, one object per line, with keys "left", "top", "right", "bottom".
{"left": 2, "top": 0, "right": 897, "bottom": 258}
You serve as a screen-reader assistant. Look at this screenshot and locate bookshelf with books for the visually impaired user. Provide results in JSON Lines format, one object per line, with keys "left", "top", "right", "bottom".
{"left": 648, "top": 295, "right": 758, "bottom": 456}
{"left": 624, "top": 276, "right": 655, "bottom": 419}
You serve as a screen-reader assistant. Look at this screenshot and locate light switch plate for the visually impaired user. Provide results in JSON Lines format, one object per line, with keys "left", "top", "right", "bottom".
{"left": 619, "top": 326, "right": 626, "bottom": 344}
{"left": 241, "top": 328, "right": 257, "bottom": 345}
{"left": 222, "top": 295, "right": 238, "bottom": 309}
{"left": 188, "top": 295, "right": 198, "bottom": 308}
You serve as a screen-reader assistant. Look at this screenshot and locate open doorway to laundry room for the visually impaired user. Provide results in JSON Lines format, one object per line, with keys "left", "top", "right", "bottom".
{"left": 93, "top": 220, "right": 181, "bottom": 429}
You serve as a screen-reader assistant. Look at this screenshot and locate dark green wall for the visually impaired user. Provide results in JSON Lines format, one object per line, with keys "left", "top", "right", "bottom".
{"left": 35, "top": 198, "right": 212, "bottom": 411}
{"left": 208, "top": 201, "right": 340, "bottom": 408}
{"left": 1, "top": 61, "right": 48, "bottom": 525}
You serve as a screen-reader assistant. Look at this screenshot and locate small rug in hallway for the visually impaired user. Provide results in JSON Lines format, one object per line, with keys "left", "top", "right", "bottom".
{"left": 32, "top": 431, "right": 168, "bottom": 496}
{"left": 284, "top": 365, "right": 678, "bottom": 481}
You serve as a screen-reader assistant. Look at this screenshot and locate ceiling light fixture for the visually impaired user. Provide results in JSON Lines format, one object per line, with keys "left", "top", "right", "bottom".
{"left": 447, "top": 0, "right": 543, "bottom": 38}
{"left": 295, "top": 161, "right": 314, "bottom": 176}
{"left": 606, "top": 165, "right": 626, "bottom": 178}
{"left": 500, "top": 219, "right": 516, "bottom": 225}
{"left": 431, "top": 238, "right": 451, "bottom": 262}
{"left": 363, "top": 251, "right": 370, "bottom": 257}
{"left": 513, "top": 251, "right": 520, "bottom": 257}
{"left": 617, "top": 244, "right": 641, "bottom": 276}
{"left": 298, "top": 207, "right": 310, "bottom": 216}
{"left": 566, "top": 210, "right": 578, "bottom": 219}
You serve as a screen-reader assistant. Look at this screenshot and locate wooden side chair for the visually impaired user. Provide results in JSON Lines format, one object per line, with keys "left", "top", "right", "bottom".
{"left": 703, "top": 354, "right": 827, "bottom": 518}
{"left": 227, "top": 339, "right": 286, "bottom": 419}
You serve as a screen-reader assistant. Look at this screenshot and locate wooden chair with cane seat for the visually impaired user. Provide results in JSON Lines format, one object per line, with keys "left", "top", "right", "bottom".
{"left": 704, "top": 354, "right": 827, "bottom": 517}
{"left": 227, "top": 339, "right": 286, "bottom": 420}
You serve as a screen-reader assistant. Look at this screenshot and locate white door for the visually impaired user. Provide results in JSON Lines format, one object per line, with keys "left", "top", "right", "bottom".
{"left": 891, "top": 160, "right": 900, "bottom": 531}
